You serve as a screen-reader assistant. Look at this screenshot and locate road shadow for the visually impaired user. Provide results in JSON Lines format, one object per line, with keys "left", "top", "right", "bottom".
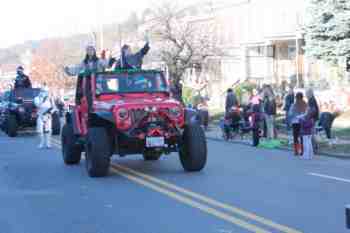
{"left": 111, "top": 155, "right": 201, "bottom": 177}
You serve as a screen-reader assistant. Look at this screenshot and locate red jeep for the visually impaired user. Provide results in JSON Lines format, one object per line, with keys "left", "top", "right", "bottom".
{"left": 61, "top": 69, "right": 207, "bottom": 177}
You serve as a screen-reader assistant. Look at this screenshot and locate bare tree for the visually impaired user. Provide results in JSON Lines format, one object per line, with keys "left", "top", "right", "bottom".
{"left": 31, "top": 39, "right": 81, "bottom": 92}
{"left": 147, "top": 2, "right": 220, "bottom": 102}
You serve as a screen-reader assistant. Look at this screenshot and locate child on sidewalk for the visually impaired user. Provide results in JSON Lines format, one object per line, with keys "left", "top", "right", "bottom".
{"left": 299, "top": 108, "right": 315, "bottom": 160}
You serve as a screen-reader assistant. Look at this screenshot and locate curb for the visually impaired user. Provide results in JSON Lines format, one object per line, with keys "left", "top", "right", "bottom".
{"left": 206, "top": 135, "right": 350, "bottom": 160}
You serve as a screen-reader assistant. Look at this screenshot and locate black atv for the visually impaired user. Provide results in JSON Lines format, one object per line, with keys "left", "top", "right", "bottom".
{"left": 0, "top": 88, "right": 61, "bottom": 137}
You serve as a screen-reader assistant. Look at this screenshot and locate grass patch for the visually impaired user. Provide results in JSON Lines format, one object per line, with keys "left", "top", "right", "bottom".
{"left": 319, "top": 143, "right": 350, "bottom": 156}
{"left": 333, "top": 127, "right": 350, "bottom": 140}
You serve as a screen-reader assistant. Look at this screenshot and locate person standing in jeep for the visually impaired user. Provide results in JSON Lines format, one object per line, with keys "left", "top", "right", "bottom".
{"left": 64, "top": 45, "right": 108, "bottom": 76}
{"left": 109, "top": 34, "right": 150, "bottom": 69}
{"left": 14, "top": 66, "right": 32, "bottom": 89}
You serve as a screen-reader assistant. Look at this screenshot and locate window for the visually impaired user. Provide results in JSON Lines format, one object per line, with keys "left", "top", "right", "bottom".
{"left": 288, "top": 45, "right": 296, "bottom": 59}
{"left": 248, "top": 46, "right": 265, "bottom": 57}
{"left": 96, "top": 72, "right": 168, "bottom": 95}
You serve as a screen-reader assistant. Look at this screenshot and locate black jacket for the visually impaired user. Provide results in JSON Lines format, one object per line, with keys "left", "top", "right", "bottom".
{"left": 14, "top": 74, "right": 32, "bottom": 89}
{"left": 264, "top": 97, "right": 277, "bottom": 115}
{"left": 308, "top": 96, "right": 319, "bottom": 121}
{"left": 283, "top": 93, "right": 294, "bottom": 112}
{"left": 225, "top": 93, "right": 238, "bottom": 112}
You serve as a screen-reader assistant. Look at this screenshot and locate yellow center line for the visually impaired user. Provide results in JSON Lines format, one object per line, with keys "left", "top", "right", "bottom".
{"left": 111, "top": 166, "right": 271, "bottom": 233}
{"left": 111, "top": 164, "right": 302, "bottom": 233}
{"left": 53, "top": 138, "right": 302, "bottom": 233}
{"left": 51, "top": 140, "right": 269, "bottom": 232}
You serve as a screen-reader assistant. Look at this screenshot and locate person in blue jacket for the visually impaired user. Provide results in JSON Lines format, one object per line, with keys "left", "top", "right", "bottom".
{"left": 109, "top": 35, "right": 150, "bottom": 69}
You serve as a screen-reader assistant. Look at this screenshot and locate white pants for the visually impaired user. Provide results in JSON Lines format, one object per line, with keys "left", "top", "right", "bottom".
{"left": 302, "top": 135, "right": 313, "bottom": 159}
{"left": 39, "top": 133, "right": 51, "bottom": 148}
{"left": 265, "top": 115, "right": 275, "bottom": 139}
{"left": 37, "top": 114, "right": 52, "bottom": 148}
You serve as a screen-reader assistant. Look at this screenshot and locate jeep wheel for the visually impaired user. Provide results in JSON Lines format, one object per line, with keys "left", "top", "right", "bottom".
{"left": 61, "top": 123, "right": 81, "bottom": 165}
{"left": 179, "top": 125, "right": 207, "bottom": 172}
{"left": 143, "top": 151, "right": 162, "bottom": 161}
{"left": 52, "top": 112, "right": 61, "bottom": 135}
{"left": 85, "top": 127, "right": 111, "bottom": 177}
{"left": 7, "top": 114, "right": 18, "bottom": 137}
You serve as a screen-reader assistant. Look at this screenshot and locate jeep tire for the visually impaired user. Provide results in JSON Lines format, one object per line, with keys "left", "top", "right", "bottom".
{"left": 179, "top": 125, "right": 207, "bottom": 171}
{"left": 52, "top": 112, "right": 61, "bottom": 135}
{"left": 7, "top": 114, "right": 18, "bottom": 137}
{"left": 85, "top": 127, "right": 111, "bottom": 177}
{"left": 143, "top": 151, "right": 162, "bottom": 161}
{"left": 61, "top": 123, "right": 82, "bottom": 165}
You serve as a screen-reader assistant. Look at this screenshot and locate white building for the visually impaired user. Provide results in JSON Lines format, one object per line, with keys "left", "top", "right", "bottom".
{"left": 140, "top": 0, "right": 345, "bottom": 109}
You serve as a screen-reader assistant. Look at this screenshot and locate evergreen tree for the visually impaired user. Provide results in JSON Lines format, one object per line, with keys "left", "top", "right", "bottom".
{"left": 304, "top": 0, "right": 350, "bottom": 65}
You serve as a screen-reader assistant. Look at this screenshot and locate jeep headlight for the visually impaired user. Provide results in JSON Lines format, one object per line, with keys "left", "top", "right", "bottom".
{"left": 169, "top": 107, "right": 181, "bottom": 118}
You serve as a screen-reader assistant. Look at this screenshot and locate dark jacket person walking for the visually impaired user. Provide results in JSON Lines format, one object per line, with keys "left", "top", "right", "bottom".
{"left": 225, "top": 88, "right": 238, "bottom": 114}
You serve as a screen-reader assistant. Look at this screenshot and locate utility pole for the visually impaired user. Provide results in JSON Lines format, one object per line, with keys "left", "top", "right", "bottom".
{"left": 100, "top": 21, "right": 104, "bottom": 50}
{"left": 118, "top": 23, "right": 122, "bottom": 50}
{"left": 95, "top": 0, "right": 104, "bottom": 50}
{"left": 296, "top": 37, "right": 299, "bottom": 88}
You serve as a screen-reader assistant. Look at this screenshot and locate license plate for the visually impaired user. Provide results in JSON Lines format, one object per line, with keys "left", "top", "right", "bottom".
{"left": 146, "top": 137, "right": 165, "bottom": 148}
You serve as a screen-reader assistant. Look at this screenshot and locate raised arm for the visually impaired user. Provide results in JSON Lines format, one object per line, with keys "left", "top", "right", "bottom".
{"left": 64, "top": 63, "right": 84, "bottom": 76}
{"left": 139, "top": 42, "right": 150, "bottom": 56}
{"left": 137, "top": 34, "right": 150, "bottom": 56}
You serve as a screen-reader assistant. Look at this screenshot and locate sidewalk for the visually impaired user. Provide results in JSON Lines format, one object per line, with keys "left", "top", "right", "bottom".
{"left": 205, "top": 124, "right": 350, "bottom": 159}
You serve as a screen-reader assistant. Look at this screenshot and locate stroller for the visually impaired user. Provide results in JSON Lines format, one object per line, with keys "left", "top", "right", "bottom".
{"left": 220, "top": 106, "right": 243, "bottom": 140}
{"left": 219, "top": 104, "right": 264, "bottom": 145}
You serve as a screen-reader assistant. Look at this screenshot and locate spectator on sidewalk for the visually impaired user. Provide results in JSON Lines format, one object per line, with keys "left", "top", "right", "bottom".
{"left": 249, "top": 88, "right": 261, "bottom": 106}
{"left": 318, "top": 112, "right": 337, "bottom": 140}
{"left": 225, "top": 88, "right": 238, "bottom": 114}
{"left": 299, "top": 108, "right": 316, "bottom": 160}
{"left": 288, "top": 92, "right": 307, "bottom": 155}
{"left": 263, "top": 85, "right": 277, "bottom": 139}
{"left": 283, "top": 86, "right": 294, "bottom": 130}
{"left": 170, "top": 80, "right": 183, "bottom": 103}
{"left": 306, "top": 88, "right": 320, "bottom": 123}
{"left": 306, "top": 88, "right": 320, "bottom": 153}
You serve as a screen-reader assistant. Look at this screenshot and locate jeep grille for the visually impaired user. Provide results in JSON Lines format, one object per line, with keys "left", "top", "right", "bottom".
{"left": 130, "top": 109, "right": 147, "bottom": 123}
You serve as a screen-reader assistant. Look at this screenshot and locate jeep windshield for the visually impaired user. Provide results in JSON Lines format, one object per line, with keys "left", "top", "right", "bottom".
{"left": 96, "top": 72, "right": 169, "bottom": 95}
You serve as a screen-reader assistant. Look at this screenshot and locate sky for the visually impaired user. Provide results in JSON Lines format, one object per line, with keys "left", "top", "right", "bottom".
{"left": 0, "top": 0, "right": 158, "bottom": 48}
{"left": 0, "top": 0, "right": 209, "bottom": 49}
{"left": 0, "top": 0, "right": 299, "bottom": 49}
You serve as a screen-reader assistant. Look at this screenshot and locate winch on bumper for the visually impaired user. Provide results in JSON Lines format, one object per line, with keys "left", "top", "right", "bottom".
{"left": 115, "top": 121, "right": 183, "bottom": 156}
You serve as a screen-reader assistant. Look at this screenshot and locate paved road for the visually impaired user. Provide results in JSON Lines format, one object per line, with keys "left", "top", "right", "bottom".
{"left": 0, "top": 131, "right": 350, "bottom": 233}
